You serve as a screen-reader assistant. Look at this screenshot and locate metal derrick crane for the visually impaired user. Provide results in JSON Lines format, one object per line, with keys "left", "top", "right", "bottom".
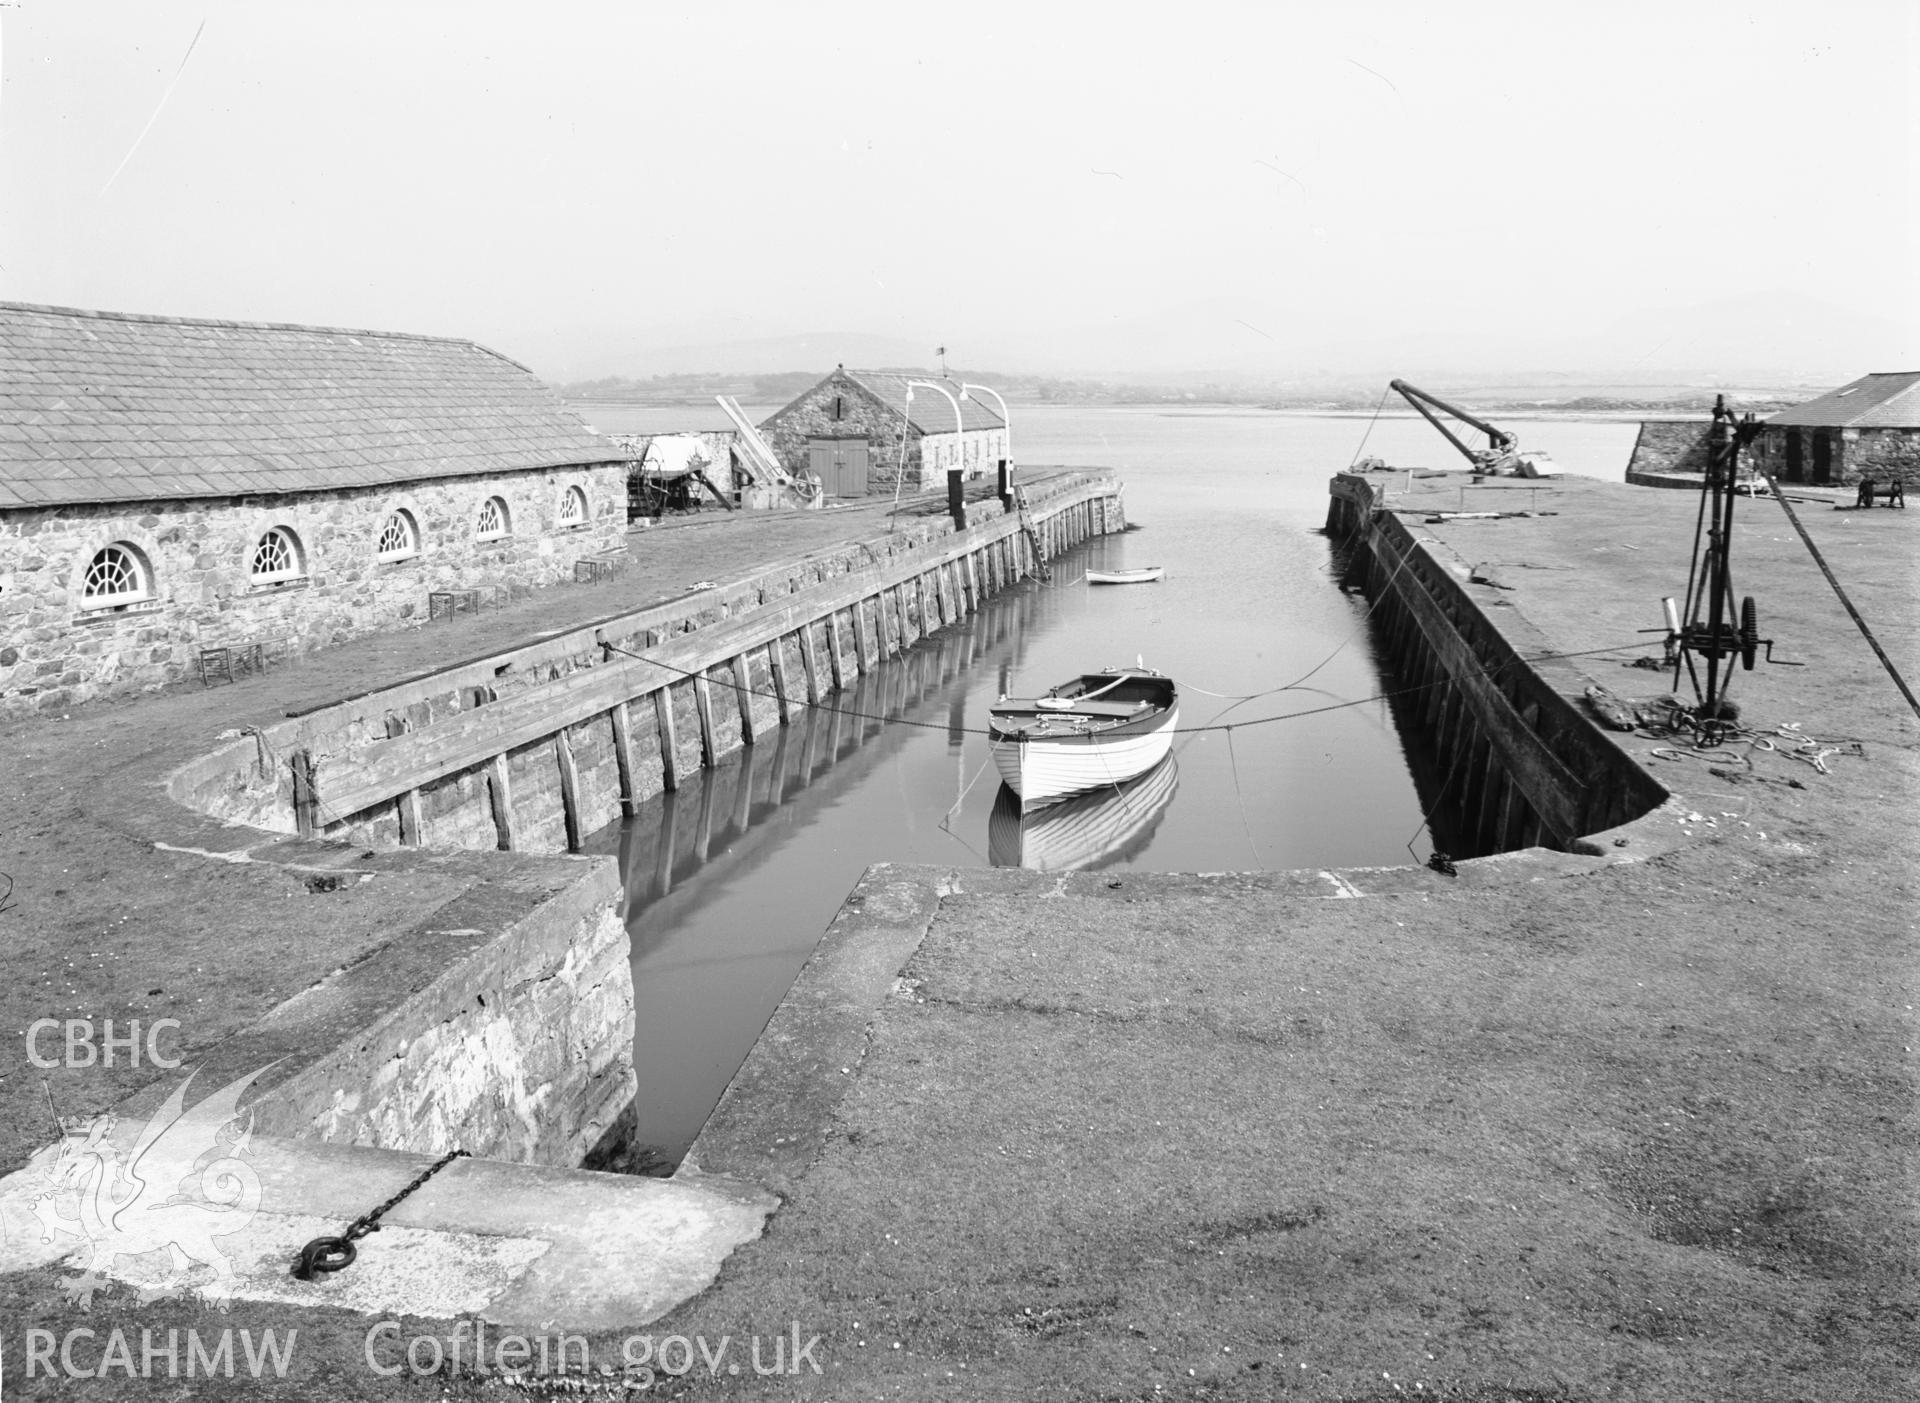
{"left": 1389, "top": 379, "right": 1524, "bottom": 475}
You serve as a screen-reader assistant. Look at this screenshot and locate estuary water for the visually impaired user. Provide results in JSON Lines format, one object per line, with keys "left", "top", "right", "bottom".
{"left": 579, "top": 403, "right": 1641, "bottom": 1163}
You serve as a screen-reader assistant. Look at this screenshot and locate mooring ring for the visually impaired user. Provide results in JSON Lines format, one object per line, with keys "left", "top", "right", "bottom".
{"left": 291, "top": 1235, "right": 356, "bottom": 1280}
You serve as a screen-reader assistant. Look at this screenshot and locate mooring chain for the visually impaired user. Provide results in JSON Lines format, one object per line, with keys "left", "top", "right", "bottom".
{"left": 291, "top": 1148, "right": 469, "bottom": 1280}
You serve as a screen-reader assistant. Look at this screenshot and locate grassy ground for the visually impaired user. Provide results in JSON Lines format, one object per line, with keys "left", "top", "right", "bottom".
{"left": 628, "top": 825, "right": 1913, "bottom": 1402}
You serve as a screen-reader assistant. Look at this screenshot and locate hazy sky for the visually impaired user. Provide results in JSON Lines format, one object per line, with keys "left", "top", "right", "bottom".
{"left": 3, "top": 2, "right": 1914, "bottom": 381}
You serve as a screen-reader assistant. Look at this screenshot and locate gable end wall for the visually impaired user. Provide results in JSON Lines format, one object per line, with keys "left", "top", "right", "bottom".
{"left": 758, "top": 373, "right": 922, "bottom": 493}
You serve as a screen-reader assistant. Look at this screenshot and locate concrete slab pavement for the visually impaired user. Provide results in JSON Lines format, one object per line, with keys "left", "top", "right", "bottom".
{"left": 0, "top": 1134, "right": 775, "bottom": 1328}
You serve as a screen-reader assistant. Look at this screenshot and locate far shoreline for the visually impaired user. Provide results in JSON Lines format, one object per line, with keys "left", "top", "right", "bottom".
{"left": 566, "top": 397, "right": 1791, "bottom": 422}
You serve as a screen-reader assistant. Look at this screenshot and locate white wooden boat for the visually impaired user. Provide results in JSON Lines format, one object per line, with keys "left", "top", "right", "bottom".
{"left": 988, "top": 754, "right": 1178, "bottom": 871}
{"left": 1086, "top": 567, "right": 1164, "bottom": 584}
{"left": 987, "top": 665, "right": 1179, "bottom": 813}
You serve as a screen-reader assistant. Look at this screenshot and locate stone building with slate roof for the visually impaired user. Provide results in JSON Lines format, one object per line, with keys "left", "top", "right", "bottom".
{"left": 0, "top": 301, "right": 626, "bottom": 710}
{"left": 1749, "top": 370, "right": 1920, "bottom": 487}
{"left": 756, "top": 367, "right": 1007, "bottom": 498}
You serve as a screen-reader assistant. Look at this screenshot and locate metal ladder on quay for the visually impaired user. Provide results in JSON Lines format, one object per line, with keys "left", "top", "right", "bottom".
{"left": 1013, "top": 485, "right": 1052, "bottom": 583}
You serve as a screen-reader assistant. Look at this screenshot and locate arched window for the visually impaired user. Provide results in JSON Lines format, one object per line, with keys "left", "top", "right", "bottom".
{"left": 376, "top": 509, "right": 419, "bottom": 561}
{"left": 250, "top": 526, "right": 305, "bottom": 584}
{"left": 80, "top": 543, "right": 152, "bottom": 609}
{"left": 558, "top": 486, "right": 587, "bottom": 529}
{"left": 476, "top": 496, "right": 510, "bottom": 541}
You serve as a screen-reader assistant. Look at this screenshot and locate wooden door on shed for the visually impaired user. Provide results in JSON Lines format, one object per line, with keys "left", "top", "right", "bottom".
{"left": 808, "top": 437, "right": 869, "bottom": 496}
{"left": 1785, "top": 428, "right": 1804, "bottom": 483}
{"left": 1811, "top": 430, "right": 1833, "bottom": 484}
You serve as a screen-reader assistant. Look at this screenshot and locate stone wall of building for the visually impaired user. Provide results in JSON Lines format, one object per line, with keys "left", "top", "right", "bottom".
{"left": 1749, "top": 425, "right": 1825, "bottom": 484}
{"left": 0, "top": 461, "right": 626, "bottom": 712}
{"left": 1620, "top": 417, "right": 1917, "bottom": 490}
{"left": 917, "top": 426, "right": 1006, "bottom": 488}
{"left": 1843, "top": 427, "right": 1920, "bottom": 484}
{"left": 1750, "top": 425, "right": 1920, "bottom": 486}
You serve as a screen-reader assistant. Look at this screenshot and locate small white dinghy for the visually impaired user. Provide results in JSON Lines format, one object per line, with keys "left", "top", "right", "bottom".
{"left": 1086, "top": 567, "right": 1165, "bottom": 584}
{"left": 987, "top": 664, "right": 1179, "bottom": 814}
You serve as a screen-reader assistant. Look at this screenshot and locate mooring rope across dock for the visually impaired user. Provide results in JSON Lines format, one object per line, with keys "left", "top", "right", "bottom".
{"left": 603, "top": 638, "right": 1666, "bottom": 741}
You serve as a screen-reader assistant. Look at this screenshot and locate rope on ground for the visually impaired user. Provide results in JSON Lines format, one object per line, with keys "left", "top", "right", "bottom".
{"left": 1630, "top": 708, "right": 1865, "bottom": 776}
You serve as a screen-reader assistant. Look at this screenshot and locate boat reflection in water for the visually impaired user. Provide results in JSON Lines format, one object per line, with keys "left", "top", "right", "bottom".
{"left": 987, "top": 754, "right": 1179, "bottom": 873}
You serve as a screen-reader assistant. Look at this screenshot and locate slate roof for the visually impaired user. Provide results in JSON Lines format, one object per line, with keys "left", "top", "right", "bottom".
{"left": 842, "top": 370, "right": 1007, "bottom": 436}
{"left": 1764, "top": 371, "right": 1920, "bottom": 430}
{"left": 0, "top": 301, "right": 617, "bottom": 509}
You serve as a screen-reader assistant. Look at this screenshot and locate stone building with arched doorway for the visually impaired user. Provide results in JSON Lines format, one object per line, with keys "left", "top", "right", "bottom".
{"left": 0, "top": 301, "right": 627, "bottom": 712}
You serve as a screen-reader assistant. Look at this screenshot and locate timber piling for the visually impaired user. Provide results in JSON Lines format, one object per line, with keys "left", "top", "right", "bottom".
{"left": 169, "top": 474, "right": 1128, "bottom": 854}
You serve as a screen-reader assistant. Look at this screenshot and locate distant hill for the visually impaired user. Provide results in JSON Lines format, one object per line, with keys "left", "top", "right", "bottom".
{"left": 559, "top": 368, "right": 1815, "bottom": 416}
{"left": 982, "top": 291, "right": 1910, "bottom": 387}
{"left": 564, "top": 332, "right": 943, "bottom": 381}
{"left": 545, "top": 289, "right": 1903, "bottom": 407}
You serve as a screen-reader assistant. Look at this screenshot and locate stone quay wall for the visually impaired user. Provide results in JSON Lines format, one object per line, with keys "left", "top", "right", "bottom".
{"left": 247, "top": 861, "right": 635, "bottom": 1168}
{"left": 1326, "top": 473, "right": 1668, "bottom": 855}
{"left": 167, "top": 475, "right": 1125, "bottom": 858}
{"left": 0, "top": 461, "right": 628, "bottom": 713}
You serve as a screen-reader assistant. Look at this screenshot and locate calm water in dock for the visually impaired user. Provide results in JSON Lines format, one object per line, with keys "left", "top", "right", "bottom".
{"left": 578, "top": 404, "right": 1640, "bottom": 1163}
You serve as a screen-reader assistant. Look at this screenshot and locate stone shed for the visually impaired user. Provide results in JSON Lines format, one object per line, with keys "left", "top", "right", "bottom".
{"left": 0, "top": 301, "right": 627, "bottom": 712}
{"left": 1748, "top": 370, "right": 1920, "bottom": 486}
{"left": 756, "top": 367, "right": 1007, "bottom": 497}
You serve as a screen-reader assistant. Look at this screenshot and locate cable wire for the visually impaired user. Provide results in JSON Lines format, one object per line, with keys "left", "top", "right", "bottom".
{"left": 1347, "top": 386, "right": 1392, "bottom": 468}
{"left": 1224, "top": 727, "right": 1266, "bottom": 869}
{"left": 600, "top": 638, "right": 1661, "bottom": 740}
{"left": 1747, "top": 460, "right": 1920, "bottom": 723}
{"left": 1187, "top": 519, "right": 1433, "bottom": 731}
